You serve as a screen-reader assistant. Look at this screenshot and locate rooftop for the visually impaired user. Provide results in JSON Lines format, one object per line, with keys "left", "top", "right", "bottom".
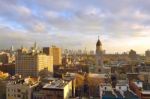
{"left": 7, "top": 77, "right": 38, "bottom": 86}
{"left": 134, "top": 81, "right": 150, "bottom": 92}
{"left": 103, "top": 91, "right": 139, "bottom": 99}
{"left": 103, "top": 91, "right": 116, "bottom": 98}
{"left": 43, "top": 79, "right": 70, "bottom": 90}
{"left": 124, "top": 91, "right": 139, "bottom": 99}
{"left": 101, "top": 81, "right": 139, "bottom": 99}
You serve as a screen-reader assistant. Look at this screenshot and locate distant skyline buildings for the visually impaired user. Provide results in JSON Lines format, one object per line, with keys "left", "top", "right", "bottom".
{"left": 0, "top": 0, "right": 150, "bottom": 54}
{"left": 2, "top": 43, "right": 150, "bottom": 55}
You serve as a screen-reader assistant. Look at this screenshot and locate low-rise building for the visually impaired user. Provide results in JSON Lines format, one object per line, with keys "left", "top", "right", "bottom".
{"left": 99, "top": 80, "right": 139, "bottom": 99}
{"left": 130, "top": 81, "right": 150, "bottom": 99}
{"left": 0, "top": 71, "right": 9, "bottom": 99}
{"left": 0, "top": 52, "right": 15, "bottom": 64}
{"left": 0, "top": 80, "right": 7, "bottom": 99}
{"left": 6, "top": 77, "right": 38, "bottom": 99}
{"left": 63, "top": 73, "right": 76, "bottom": 97}
{"left": 33, "top": 79, "right": 73, "bottom": 99}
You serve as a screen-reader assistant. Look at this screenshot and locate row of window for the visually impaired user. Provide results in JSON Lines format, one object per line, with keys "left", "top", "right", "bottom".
{"left": 7, "top": 94, "right": 21, "bottom": 98}
{"left": 7, "top": 88, "right": 21, "bottom": 92}
{"left": 102, "top": 86, "right": 128, "bottom": 90}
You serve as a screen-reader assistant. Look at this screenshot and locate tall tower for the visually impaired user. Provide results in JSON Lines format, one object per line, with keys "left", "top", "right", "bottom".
{"left": 96, "top": 36, "right": 103, "bottom": 72}
{"left": 10, "top": 45, "right": 14, "bottom": 52}
{"left": 34, "top": 41, "right": 37, "bottom": 50}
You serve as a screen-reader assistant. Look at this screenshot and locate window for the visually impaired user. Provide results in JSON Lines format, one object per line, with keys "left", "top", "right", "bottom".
{"left": 17, "top": 94, "right": 21, "bottom": 97}
{"left": 104, "top": 87, "right": 107, "bottom": 90}
{"left": 119, "top": 86, "right": 121, "bottom": 89}
{"left": 17, "top": 89, "right": 21, "bottom": 92}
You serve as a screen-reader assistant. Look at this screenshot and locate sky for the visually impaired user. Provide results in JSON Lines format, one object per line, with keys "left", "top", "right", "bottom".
{"left": 0, "top": 0, "right": 150, "bottom": 54}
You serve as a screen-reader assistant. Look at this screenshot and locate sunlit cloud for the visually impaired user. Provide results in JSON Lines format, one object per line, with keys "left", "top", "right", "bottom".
{"left": 0, "top": 0, "right": 150, "bottom": 53}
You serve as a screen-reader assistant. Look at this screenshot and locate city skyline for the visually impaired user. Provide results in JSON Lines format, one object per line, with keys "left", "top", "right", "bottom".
{"left": 0, "top": 0, "right": 150, "bottom": 54}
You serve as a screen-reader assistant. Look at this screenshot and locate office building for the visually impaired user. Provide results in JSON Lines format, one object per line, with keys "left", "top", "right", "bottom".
{"left": 43, "top": 46, "right": 62, "bottom": 65}
{"left": 16, "top": 46, "right": 53, "bottom": 77}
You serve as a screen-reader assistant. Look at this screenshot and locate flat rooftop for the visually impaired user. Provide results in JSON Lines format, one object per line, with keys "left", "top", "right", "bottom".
{"left": 43, "top": 80, "right": 69, "bottom": 90}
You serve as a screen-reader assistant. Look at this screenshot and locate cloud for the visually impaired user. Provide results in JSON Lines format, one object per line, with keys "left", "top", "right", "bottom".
{"left": 0, "top": 0, "right": 150, "bottom": 53}
{"left": 16, "top": 6, "right": 31, "bottom": 16}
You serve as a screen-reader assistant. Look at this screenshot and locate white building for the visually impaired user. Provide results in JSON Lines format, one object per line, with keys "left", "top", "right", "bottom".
{"left": 6, "top": 77, "right": 38, "bottom": 99}
{"left": 99, "top": 80, "right": 138, "bottom": 99}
